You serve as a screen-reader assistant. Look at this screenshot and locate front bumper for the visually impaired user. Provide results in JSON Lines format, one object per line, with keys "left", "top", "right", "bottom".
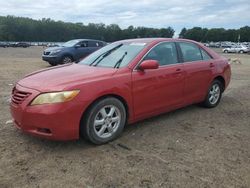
{"left": 42, "top": 55, "right": 61, "bottom": 64}
{"left": 10, "top": 84, "right": 84, "bottom": 141}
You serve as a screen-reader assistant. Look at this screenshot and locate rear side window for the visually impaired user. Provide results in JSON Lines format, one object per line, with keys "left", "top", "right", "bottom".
{"left": 200, "top": 49, "right": 212, "bottom": 60}
{"left": 143, "top": 42, "right": 178, "bottom": 66}
{"left": 97, "top": 42, "right": 104, "bottom": 47}
{"left": 179, "top": 42, "right": 202, "bottom": 62}
{"left": 88, "top": 41, "right": 101, "bottom": 47}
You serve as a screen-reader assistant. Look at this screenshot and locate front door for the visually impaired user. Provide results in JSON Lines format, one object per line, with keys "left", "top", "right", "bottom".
{"left": 132, "top": 42, "right": 185, "bottom": 120}
{"left": 75, "top": 41, "right": 90, "bottom": 59}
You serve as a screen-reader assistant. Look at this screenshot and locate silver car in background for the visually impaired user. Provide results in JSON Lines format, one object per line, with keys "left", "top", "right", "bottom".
{"left": 223, "top": 45, "right": 250, "bottom": 54}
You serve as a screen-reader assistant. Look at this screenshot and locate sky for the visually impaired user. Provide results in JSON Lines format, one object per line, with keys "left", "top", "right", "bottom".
{"left": 0, "top": 0, "right": 249, "bottom": 36}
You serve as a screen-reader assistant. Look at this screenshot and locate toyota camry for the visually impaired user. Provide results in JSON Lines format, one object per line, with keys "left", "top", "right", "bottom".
{"left": 10, "top": 38, "right": 231, "bottom": 144}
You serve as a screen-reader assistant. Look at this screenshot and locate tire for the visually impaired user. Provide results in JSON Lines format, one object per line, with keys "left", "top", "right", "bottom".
{"left": 202, "top": 80, "right": 223, "bottom": 108}
{"left": 61, "top": 55, "right": 73, "bottom": 64}
{"left": 239, "top": 50, "right": 244, "bottom": 54}
{"left": 224, "top": 50, "right": 228, "bottom": 53}
{"left": 80, "top": 97, "right": 126, "bottom": 144}
{"left": 48, "top": 62, "right": 57, "bottom": 66}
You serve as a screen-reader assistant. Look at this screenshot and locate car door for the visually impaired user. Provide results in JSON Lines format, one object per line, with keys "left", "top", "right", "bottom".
{"left": 88, "top": 41, "right": 101, "bottom": 54}
{"left": 177, "top": 42, "right": 214, "bottom": 104}
{"left": 235, "top": 46, "right": 242, "bottom": 53}
{"left": 231, "top": 46, "right": 237, "bottom": 53}
{"left": 132, "top": 42, "right": 185, "bottom": 120}
{"left": 75, "top": 41, "right": 90, "bottom": 59}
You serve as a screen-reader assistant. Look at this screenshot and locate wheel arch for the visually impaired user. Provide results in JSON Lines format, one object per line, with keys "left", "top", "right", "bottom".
{"left": 61, "top": 53, "right": 74, "bottom": 61}
{"left": 213, "top": 75, "right": 225, "bottom": 92}
{"left": 79, "top": 94, "right": 130, "bottom": 136}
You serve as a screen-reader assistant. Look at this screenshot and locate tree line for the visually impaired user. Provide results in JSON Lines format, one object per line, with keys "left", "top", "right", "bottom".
{"left": 1, "top": 15, "right": 249, "bottom": 43}
{"left": 179, "top": 26, "right": 250, "bottom": 42}
{"left": 0, "top": 16, "right": 174, "bottom": 42}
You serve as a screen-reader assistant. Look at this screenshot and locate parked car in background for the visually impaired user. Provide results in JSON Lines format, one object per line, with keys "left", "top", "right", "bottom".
{"left": 223, "top": 45, "right": 250, "bottom": 53}
{"left": 220, "top": 44, "right": 232, "bottom": 48}
{"left": 204, "top": 43, "right": 209, "bottom": 47}
{"left": 0, "top": 42, "right": 9, "bottom": 48}
{"left": 10, "top": 38, "right": 231, "bottom": 144}
{"left": 46, "top": 43, "right": 60, "bottom": 47}
{"left": 208, "top": 42, "right": 220, "bottom": 48}
{"left": 12, "top": 42, "right": 30, "bottom": 48}
{"left": 42, "top": 39, "right": 106, "bottom": 66}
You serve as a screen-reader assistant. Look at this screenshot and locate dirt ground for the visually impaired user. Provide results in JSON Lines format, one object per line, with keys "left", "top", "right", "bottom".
{"left": 0, "top": 46, "right": 250, "bottom": 188}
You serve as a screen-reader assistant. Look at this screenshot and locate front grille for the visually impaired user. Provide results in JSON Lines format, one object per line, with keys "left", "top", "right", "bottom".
{"left": 11, "top": 87, "right": 31, "bottom": 105}
{"left": 44, "top": 51, "right": 50, "bottom": 55}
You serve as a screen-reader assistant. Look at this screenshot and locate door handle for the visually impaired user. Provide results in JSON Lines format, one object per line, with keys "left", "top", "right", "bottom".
{"left": 209, "top": 63, "right": 215, "bottom": 68}
{"left": 173, "top": 68, "right": 182, "bottom": 76}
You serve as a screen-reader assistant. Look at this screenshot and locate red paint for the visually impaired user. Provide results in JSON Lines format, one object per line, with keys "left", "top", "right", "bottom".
{"left": 10, "top": 38, "right": 231, "bottom": 141}
{"left": 139, "top": 60, "right": 159, "bottom": 70}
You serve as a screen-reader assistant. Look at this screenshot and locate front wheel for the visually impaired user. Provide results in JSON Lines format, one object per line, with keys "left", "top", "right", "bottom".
{"left": 202, "top": 80, "right": 223, "bottom": 108}
{"left": 80, "top": 97, "right": 126, "bottom": 144}
{"left": 48, "top": 61, "right": 57, "bottom": 66}
{"left": 239, "top": 50, "right": 244, "bottom": 54}
{"left": 61, "top": 55, "right": 73, "bottom": 64}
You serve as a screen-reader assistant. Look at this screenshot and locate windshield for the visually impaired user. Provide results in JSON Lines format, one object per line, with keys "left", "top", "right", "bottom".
{"left": 62, "top": 39, "right": 80, "bottom": 47}
{"left": 79, "top": 42, "right": 147, "bottom": 68}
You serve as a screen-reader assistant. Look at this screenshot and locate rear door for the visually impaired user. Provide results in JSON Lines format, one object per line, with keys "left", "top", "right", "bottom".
{"left": 132, "top": 42, "right": 185, "bottom": 119}
{"left": 177, "top": 42, "right": 214, "bottom": 104}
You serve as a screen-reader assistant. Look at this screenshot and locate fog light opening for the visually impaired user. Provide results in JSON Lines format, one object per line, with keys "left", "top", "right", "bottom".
{"left": 37, "top": 128, "right": 51, "bottom": 134}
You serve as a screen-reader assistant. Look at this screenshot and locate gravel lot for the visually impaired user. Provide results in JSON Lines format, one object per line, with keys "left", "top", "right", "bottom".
{"left": 0, "top": 47, "right": 250, "bottom": 188}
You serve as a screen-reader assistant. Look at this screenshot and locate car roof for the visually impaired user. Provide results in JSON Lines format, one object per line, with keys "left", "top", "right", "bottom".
{"left": 117, "top": 38, "right": 221, "bottom": 62}
{"left": 114, "top": 38, "right": 201, "bottom": 45}
{"left": 73, "top": 39, "right": 106, "bottom": 43}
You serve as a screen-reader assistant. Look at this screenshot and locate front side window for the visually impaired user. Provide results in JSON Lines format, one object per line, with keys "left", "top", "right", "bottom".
{"left": 78, "top": 41, "right": 88, "bottom": 47}
{"left": 201, "top": 49, "right": 212, "bottom": 60}
{"left": 143, "top": 42, "right": 178, "bottom": 66}
{"left": 179, "top": 42, "right": 202, "bottom": 62}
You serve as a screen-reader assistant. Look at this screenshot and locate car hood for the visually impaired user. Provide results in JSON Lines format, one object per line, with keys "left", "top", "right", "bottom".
{"left": 44, "top": 46, "right": 66, "bottom": 52}
{"left": 17, "top": 64, "right": 118, "bottom": 92}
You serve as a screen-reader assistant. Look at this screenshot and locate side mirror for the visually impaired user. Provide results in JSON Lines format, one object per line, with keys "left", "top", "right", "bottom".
{"left": 138, "top": 60, "right": 159, "bottom": 71}
{"left": 75, "top": 44, "right": 81, "bottom": 48}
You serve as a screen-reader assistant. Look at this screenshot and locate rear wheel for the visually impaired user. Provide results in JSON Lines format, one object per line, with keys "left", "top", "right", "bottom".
{"left": 239, "top": 50, "right": 244, "bottom": 54}
{"left": 224, "top": 50, "right": 228, "bottom": 53}
{"left": 80, "top": 97, "right": 126, "bottom": 144}
{"left": 202, "top": 80, "right": 223, "bottom": 108}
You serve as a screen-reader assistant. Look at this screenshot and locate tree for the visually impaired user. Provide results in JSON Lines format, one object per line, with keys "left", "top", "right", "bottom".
{"left": 183, "top": 27, "right": 208, "bottom": 42}
{"left": 179, "top": 28, "right": 187, "bottom": 38}
{"left": 0, "top": 15, "right": 175, "bottom": 42}
{"left": 179, "top": 26, "right": 250, "bottom": 42}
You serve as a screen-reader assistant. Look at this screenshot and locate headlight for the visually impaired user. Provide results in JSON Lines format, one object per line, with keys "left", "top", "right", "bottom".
{"left": 50, "top": 49, "right": 62, "bottom": 55}
{"left": 30, "top": 90, "right": 80, "bottom": 105}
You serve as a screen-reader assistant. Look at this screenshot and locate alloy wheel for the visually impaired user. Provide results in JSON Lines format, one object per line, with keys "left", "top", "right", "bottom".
{"left": 93, "top": 105, "right": 121, "bottom": 139}
{"left": 208, "top": 83, "right": 220, "bottom": 105}
{"left": 62, "top": 56, "right": 72, "bottom": 64}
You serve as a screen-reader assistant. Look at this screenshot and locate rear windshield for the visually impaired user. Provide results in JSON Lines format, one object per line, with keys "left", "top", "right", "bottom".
{"left": 79, "top": 42, "right": 147, "bottom": 68}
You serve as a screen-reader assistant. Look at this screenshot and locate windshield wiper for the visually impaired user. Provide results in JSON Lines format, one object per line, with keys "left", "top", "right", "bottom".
{"left": 89, "top": 43, "right": 123, "bottom": 66}
{"left": 114, "top": 52, "right": 127, "bottom": 68}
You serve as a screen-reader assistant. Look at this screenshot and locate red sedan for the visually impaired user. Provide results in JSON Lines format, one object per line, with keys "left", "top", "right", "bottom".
{"left": 10, "top": 38, "right": 231, "bottom": 144}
